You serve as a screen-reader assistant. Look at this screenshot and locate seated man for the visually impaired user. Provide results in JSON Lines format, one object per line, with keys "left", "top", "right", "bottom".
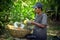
{"left": 26, "top": 2, "right": 47, "bottom": 40}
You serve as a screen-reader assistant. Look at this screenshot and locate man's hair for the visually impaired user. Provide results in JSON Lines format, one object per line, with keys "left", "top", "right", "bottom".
{"left": 38, "top": 7, "right": 43, "bottom": 11}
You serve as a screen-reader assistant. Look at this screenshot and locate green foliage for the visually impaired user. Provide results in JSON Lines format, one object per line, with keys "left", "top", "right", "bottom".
{"left": 0, "top": 0, "right": 14, "bottom": 12}
{"left": 0, "top": 0, "right": 14, "bottom": 26}
{"left": 9, "top": 0, "right": 36, "bottom": 22}
{"left": 0, "top": 0, "right": 13, "bottom": 35}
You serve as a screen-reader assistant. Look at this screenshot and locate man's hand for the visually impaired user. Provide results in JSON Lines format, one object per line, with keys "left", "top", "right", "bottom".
{"left": 31, "top": 21, "right": 36, "bottom": 25}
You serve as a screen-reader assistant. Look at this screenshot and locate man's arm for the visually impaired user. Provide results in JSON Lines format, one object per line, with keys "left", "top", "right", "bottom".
{"left": 31, "top": 14, "right": 47, "bottom": 28}
{"left": 31, "top": 22, "right": 46, "bottom": 28}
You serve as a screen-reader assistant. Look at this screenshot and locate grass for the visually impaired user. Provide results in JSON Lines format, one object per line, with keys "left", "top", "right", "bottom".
{"left": 47, "top": 24, "right": 60, "bottom": 40}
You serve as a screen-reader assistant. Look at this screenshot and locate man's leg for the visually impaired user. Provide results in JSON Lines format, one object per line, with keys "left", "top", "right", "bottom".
{"left": 25, "top": 34, "right": 36, "bottom": 40}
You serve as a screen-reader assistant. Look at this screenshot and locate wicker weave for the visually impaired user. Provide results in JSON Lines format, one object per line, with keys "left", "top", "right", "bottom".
{"left": 7, "top": 25, "right": 31, "bottom": 38}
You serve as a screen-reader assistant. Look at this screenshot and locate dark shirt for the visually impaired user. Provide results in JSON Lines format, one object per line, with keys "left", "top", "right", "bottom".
{"left": 33, "top": 13, "right": 47, "bottom": 40}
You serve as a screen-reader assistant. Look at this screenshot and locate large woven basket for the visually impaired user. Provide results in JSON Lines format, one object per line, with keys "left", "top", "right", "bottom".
{"left": 7, "top": 25, "right": 31, "bottom": 38}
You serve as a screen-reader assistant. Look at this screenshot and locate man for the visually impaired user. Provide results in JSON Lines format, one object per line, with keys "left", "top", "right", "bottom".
{"left": 28, "top": 2, "right": 47, "bottom": 40}
{"left": 26, "top": 2, "right": 47, "bottom": 40}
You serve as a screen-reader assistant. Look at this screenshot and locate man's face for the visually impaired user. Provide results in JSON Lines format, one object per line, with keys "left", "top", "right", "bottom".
{"left": 34, "top": 8, "right": 41, "bottom": 14}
